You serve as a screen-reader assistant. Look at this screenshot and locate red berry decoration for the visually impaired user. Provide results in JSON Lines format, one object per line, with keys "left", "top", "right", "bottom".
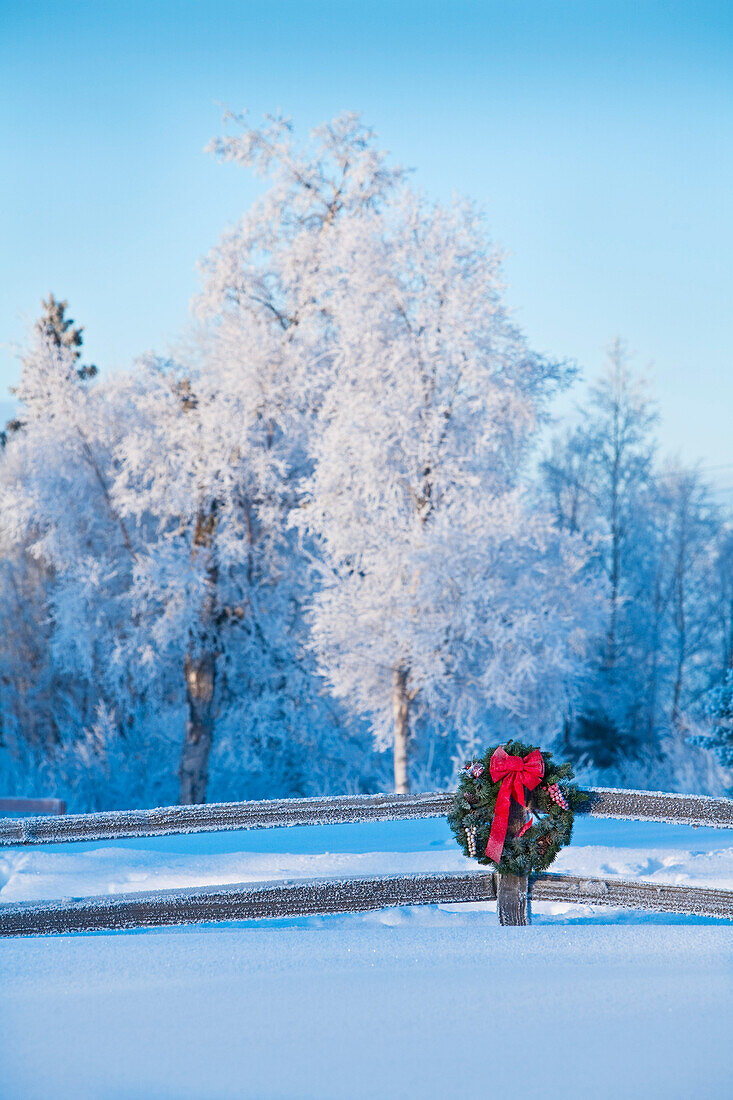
{"left": 546, "top": 782, "right": 569, "bottom": 810}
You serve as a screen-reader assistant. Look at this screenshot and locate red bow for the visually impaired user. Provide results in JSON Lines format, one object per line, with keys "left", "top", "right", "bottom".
{"left": 485, "top": 746, "right": 544, "bottom": 863}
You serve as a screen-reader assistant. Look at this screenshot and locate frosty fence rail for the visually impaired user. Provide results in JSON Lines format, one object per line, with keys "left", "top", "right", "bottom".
{"left": 2, "top": 870, "right": 733, "bottom": 936}
{"left": 1, "top": 786, "right": 732, "bottom": 847}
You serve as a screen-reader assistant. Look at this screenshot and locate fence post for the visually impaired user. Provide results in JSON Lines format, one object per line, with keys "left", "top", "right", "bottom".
{"left": 496, "top": 873, "right": 529, "bottom": 925}
{"left": 495, "top": 799, "right": 531, "bottom": 925}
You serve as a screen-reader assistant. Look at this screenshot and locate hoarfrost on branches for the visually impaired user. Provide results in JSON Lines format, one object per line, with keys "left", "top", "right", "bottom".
{"left": 298, "top": 191, "right": 603, "bottom": 790}
{"left": 1, "top": 111, "right": 730, "bottom": 808}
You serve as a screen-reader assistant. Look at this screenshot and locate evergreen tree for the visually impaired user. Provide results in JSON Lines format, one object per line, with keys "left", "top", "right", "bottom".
{"left": 541, "top": 346, "right": 729, "bottom": 785}
{"left": 2, "top": 295, "right": 97, "bottom": 446}
{"left": 706, "top": 668, "right": 733, "bottom": 771}
{"left": 34, "top": 294, "right": 98, "bottom": 381}
{"left": 541, "top": 340, "right": 658, "bottom": 766}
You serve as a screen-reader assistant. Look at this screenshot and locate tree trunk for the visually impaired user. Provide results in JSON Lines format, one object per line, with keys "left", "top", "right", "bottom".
{"left": 647, "top": 563, "right": 664, "bottom": 744}
{"left": 179, "top": 650, "right": 216, "bottom": 804}
{"left": 392, "top": 666, "right": 410, "bottom": 794}
{"left": 671, "top": 526, "right": 687, "bottom": 728}
{"left": 496, "top": 799, "right": 530, "bottom": 925}
{"left": 607, "top": 436, "right": 620, "bottom": 669}
{"left": 179, "top": 501, "right": 219, "bottom": 806}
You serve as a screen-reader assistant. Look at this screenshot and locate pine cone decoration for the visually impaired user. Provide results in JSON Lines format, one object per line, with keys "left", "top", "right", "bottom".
{"left": 537, "top": 833, "right": 553, "bottom": 855}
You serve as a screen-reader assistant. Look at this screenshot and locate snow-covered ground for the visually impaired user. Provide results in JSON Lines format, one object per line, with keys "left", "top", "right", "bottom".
{"left": 2, "top": 816, "right": 732, "bottom": 1098}
{"left": 2, "top": 814, "right": 732, "bottom": 903}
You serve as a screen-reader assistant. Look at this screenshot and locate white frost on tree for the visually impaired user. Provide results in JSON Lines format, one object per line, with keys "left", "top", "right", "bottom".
{"left": 541, "top": 342, "right": 732, "bottom": 791}
{"left": 3, "top": 116, "right": 730, "bottom": 807}
{"left": 298, "top": 193, "right": 604, "bottom": 791}
{"left": 102, "top": 111, "right": 406, "bottom": 803}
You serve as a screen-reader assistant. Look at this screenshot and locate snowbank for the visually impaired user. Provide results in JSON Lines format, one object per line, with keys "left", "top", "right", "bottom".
{"left": 1, "top": 816, "right": 732, "bottom": 1098}
{"left": 2, "top": 918, "right": 732, "bottom": 1099}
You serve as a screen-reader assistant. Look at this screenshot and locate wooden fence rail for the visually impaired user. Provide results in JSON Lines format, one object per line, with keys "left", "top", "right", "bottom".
{"left": 1, "top": 786, "right": 732, "bottom": 847}
{"left": 1, "top": 869, "right": 732, "bottom": 937}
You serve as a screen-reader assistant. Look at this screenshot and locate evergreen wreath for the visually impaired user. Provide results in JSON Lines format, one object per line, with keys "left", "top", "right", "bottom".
{"left": 448, "top": 739, "right": 587, "bottom": 875}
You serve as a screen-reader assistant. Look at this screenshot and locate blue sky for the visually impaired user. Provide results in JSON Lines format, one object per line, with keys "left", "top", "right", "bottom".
{"left": 2, "top": 0, "right": 732, "bottom": 484}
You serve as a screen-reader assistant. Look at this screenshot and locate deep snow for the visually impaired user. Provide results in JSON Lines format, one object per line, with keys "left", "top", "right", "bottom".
{"left": 1, "top": 814, "right": 732, "bottom": 904}
{"left": 1, "top": 816, "right": 732, "bottom": 1099}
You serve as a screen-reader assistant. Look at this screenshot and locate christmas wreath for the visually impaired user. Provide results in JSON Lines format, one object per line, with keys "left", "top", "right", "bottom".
{"left": 448, "top": 740, "right": 587, "bottom": 875}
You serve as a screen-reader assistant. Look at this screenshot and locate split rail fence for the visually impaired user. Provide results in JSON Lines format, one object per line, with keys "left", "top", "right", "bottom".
{"left": 1, "top": 787, "right": 732, "bottom": 935}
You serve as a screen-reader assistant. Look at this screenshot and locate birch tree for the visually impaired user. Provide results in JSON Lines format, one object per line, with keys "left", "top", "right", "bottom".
{"left": 300, "top": 194, "right": 602, "bottom": 791}
{"left": 106, "top": 111, "right": 405, "bottom": 803}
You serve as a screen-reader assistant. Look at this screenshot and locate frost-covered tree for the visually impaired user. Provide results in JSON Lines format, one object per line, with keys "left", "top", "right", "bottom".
{"left": 4, "top": 111, "right": 729, "bottom": 808}
{"left": 705, "top": 668, "right": 733, "bottom": 771}
{"left": 108, "top": 355, "right": 358, "bottom": 805}
{"left": 0, "top": 330, "right": 179, "bottom": 808}
{"left": 0, "top": 114, "right": 406, "bottom": 807}
{"left": 541, "top": 341, "right": 659, "bottom": 764}
{"left": 660, "top": 469, "right": 721, "bottom": 728}
{"left": 542, "top": 345, "right": 731, "bottom": 788}
{"left": 687, "top": 532, "right": 733, "bottom": 785}
{"left": 33, "top": 294, "right": 97, "bottom": 381}
{"left": 713, "top": 529, "right": 733, "bottom": 675}
{"left": 101, "top": 111, "right": 406, "bottom": 803}
{"left": 0, "top": 325, "right": 371, "bottom": 808}
{"left": 299, "top": 194, "right": 602, "bottom": 791}
{"left": 2, "top": 295, "right": 96, "bottom": 445}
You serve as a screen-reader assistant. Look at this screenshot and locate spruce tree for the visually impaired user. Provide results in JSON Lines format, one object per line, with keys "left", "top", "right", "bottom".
{"left": 34, "top": 294, "right": 98, "bottom": 381}
{"left": 2, "top": 295, "right": 97, "bottom": 445}
{"left": 707, "top": 668, "right": 733, "bottom": 769}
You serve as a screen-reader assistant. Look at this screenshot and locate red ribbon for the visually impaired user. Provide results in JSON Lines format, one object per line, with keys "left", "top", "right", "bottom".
{"left": 485, "top": 746, "right": 544, "bottom": 863}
